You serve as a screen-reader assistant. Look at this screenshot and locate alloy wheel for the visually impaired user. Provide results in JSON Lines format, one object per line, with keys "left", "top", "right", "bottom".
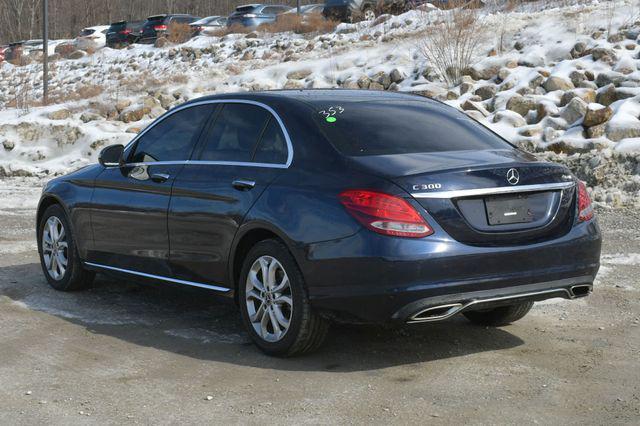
{"left": 363, "top": 9, "right": 376, "bottom": 21}
{"left": 42, "top": 216, "right": 68, "bottom": 281}
{"left": 245, "top": 255, "right": 293, "bottom": 342}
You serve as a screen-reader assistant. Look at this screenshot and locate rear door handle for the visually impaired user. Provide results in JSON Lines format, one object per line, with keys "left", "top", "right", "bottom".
{"left": 232, "top": 179, "right": 256, "bottom": 191}
{"left": 150, "top": 173, "right": 170, "bottom": 183}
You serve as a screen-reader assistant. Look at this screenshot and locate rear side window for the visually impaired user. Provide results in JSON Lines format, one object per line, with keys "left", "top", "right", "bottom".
{"left": 128, "top": 105, "right": 213, "bottom": 163}
{"left": 254, "top": 118, "right": 288, "bottom": 164}
{"left": 198, "top": 103, "right": 288, "bottom": 164}
{"left": 311, "top": 100, "right": 511, "bottom": 156}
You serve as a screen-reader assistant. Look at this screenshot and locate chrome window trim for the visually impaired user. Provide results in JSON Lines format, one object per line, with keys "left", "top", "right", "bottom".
{"left": 411, "top": 182, "right": 575, "bottom": 199}
{"left": 121, "top": 99, "right": 294, "bottom": 169}
{"left": 84, "top": 261, "right": 231, "bottom": 292}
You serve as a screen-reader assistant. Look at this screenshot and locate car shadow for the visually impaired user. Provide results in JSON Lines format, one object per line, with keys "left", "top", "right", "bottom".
{"left": 0, "top": 263, "right": 525, "bottom": 372}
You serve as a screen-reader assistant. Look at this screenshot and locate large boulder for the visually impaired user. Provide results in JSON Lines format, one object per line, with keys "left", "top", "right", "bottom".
{"left": 595, "top": 71, "right": 625, "bottom": 88}
{"left": 583, "top": 103, "right": 613, "bottom": 127}
{"left": 286, "top": 69, "right": 312, "bottom": 80}
{"left": 543, "top": 76, "right": 574, "bottom": 92}
{"left": 493, "top": 110, "right": 527, "bottom": 128}
{"left": 591, "top": 47, "right": 617, "bottom": 63}
{"left": 506, "top": 95, "right": 537, "bottom": 117}
{"left": 596, "top": 84, "right": 617, "bottom": 106}
{"left": 474, "top": 85, "right": 496, "bottom": 100}
{"left": 48, "top": 109, "right": 71, "bottom": 120}
{"left": 560, "top": 88, "right": 596, "bottom": 106}
{"left": 606, "top": 120, "right": 640, "bottom": 141}
{"left": 560, "top": 97, "right": 588, "bottom": 125}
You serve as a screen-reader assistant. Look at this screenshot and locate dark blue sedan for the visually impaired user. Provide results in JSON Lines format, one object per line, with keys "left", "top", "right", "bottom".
{"left": 226, "top": 4, "right": 293, "bottom": 28}
{"left": 36, "top": 90, "right": 601, "bottom": 356}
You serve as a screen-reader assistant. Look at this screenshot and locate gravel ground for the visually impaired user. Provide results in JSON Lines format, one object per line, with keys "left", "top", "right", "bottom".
{"left": 0, "top": 180, "right": 638, "bottom": 425}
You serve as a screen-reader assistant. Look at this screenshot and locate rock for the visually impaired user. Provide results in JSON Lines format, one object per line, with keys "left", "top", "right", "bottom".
{"left": 2, "top": 140, "right": 14, "bottom": 151}
{"left": 606, "top": 121, "right": 640, "bottom": 141}
{"left": 560, "top": 88, "right": 596, "bottom": 106}
{"left": 497, "top": 68, "right": 511, "bottom": 83}
{"left": 536, "top": 101, "right": 559, "bottom": 122}
{"left": 126, "top": 127, "right": 141, "bottom": 134}
{"left": 614, "top": 57, "right": 637, "bottom": 74}
{"left": 154, "top": 37, "right": 169, "bottom": 48}
{"left": 544, "top": 116, "right": 569, "bottom": 130}
{"left": 474, "top": 85, "right": 496, "bottom": 100}
{"left": 459, "top": 82, "right": 474, "bottom": 94}
{"left": 595, "top": 71, "right": 624, "bottom": 88}
{"left": 465, "top": 63, "right": 501, "bottom": 80}
{"left": 570, "top": 41, "right": 588, "bottom": 58}
{"left": 119, "top": 106, "right": 148, "bottom": 123}
{"left": 461, "top": 100, "right": 489, "bottom": 116}
{"left": 80, "top": 112, "right": 100, "bottom": 123}
{"left": 583, "top": 103, "right": 613, "bottom": 127}
{"left": 286, "top": 69, "right": 312, "bottom": 80}
{"left": 591, "top": 47, "right": 617, "bottom": 63}
{"left": 519, "top": 127, "right": 542, "bottom": 137}
{"left": 493, "top": 110, "right": 527, "bottom": 127}
{"left": 389, "top": 68, "right": 404, "bottom": 84}
{"left": 514, "top": 41, "right": 525, "bottom": 50}
{"left": 586, "top": 122, "right": 607, "bottom": 138}
{"left": 528, "top": 74, "right": 544, "bottom": 89}
{"left": 372, "top": 71, "right": 391, "bottom": 89}
{"left": 607, "top": 33, "right": 625, "bottom": 43}
{"left": 615, "top": 87, "right": 638, "bottom": 100}
{"left": 369, "top": 82, "right": 384, "bottom": 90}
{"left": 241, "top": 50, "right": 254, "bottom": 60}
{"left": 283, "top": 79, "right": 304, "bottom": 89}
{"left": 543, "top": 127, "right": 563, "bottom": 142}
{"left": 245, "top": 32, "right": 259, "bottom": 38}
{"left": 158, "top": 94, "right": 174, "bottom": 110}
{"left": 596, "top": 84, "right": 617, "bottom": 106}
{"left": 464, "top": 110, "right": 486, "bottom": 121}
{"left": 543, "top": 76, "right": 574, "bottom": 92}
{"left": 561, "top": 97, "right": 587, "bottom": 125}
{"left": 115, "top": 99, "right": 132, "bottom": 113}
{"left": 506, "top": 95, "right": 537, "bottom": 117}
{"left": 48, "top": 109, "right": 71, "bottom": 120}
{"left": 569, "top": 70, "right": 586, "bottom": 87}
{"left": 357, "top": 75, "right": 371, "bottom": 89}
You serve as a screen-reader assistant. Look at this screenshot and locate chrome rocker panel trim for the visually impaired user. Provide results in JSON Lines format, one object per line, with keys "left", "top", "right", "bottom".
{"left": 84, "top": 262, "right": 231, "bottom": 292}
{"left": 411, "top": 181, "right": 575, "bottom": 199}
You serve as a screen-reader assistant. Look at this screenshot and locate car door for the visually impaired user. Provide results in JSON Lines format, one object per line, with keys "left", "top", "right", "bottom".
{"left": 87, "top": 104, "right": 214, "bottom": 276}
{"left": 168, "top": 101, "right": 291, "bottom": 287}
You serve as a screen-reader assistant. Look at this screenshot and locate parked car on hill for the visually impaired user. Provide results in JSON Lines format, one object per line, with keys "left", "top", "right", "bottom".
{"left": 323, "top": 0, "right": 431, "bottom": 22}
{"left": 227, "top": 4, "right": 293, "bottom": 28}
{"left": 283, "top": 3, "right": 325, "bottom": 16}
{"left": 138, "top": 14, "right": 200, "bottom": 44}
{"left": 4, "top": 41, "right": 23, "bottom": 62}
{"left": 75, "top": 25, "right": 110, "bottom": 50}
{"left": 106, "top": 20, "right": 144, "bottom": 48}
{"left": 190, "top": 16, "right": 228, "bottom": 36}
{"left": 36, "top": 90, "right": 601, "bottom": 356}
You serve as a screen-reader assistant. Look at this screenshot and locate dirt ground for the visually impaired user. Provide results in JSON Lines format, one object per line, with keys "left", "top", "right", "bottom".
{"left": 0, "top": 182, "right": 639, "bottom": 425}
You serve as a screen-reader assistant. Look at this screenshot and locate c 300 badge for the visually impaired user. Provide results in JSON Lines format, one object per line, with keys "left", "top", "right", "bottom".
{"left": 412, "top": 183, "right": 442, "bottom": 191}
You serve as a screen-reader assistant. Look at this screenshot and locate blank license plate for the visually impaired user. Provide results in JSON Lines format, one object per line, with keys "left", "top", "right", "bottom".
{"left": 485, "top": 196, "right": 534, "bottom": 225}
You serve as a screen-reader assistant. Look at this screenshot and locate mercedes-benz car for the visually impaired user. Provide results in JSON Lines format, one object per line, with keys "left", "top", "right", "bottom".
{"left": 36, "top": 90, "right": 601, "bottom": 356}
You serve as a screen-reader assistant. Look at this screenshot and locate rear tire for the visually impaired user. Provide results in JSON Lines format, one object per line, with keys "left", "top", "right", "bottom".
{"left": 463, "top": 301, "right": 533, "bottom": 326}
{"left": 238, "top": 239, "right": 329, "bottom": 356}
{"left": 37, "top": 204, "right": 95, "bottom": 291}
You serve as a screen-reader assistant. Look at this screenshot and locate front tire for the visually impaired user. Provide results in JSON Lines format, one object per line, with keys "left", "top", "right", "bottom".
{"left": 37, "top": 204, "right": 94, "bottom": 291}
{"left": 238, "top": 239, "right": 329, "bottom": 356}
{"left": 463, "top": 301, "right": 534, "bottom": 326}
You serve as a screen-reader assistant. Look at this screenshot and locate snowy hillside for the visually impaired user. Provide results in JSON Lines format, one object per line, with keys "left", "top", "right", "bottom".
{"left": 0, "top": 0, "right": 639, "bottom": 206}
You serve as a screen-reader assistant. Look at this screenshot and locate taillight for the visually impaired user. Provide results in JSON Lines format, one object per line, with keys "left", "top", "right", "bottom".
{"left": 577, "top": 180, "right": 594, "bottom": 222}
{"left": 154, "top": 24, "right": 168, "bottom": 31}
{"left": 119, "top": 29, "right": 132, "bottom": 35}
{"left": 339, "top": 190, "right": 433, "bottom": 238}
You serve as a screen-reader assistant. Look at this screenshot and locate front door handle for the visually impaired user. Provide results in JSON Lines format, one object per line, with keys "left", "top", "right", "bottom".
{"left": 150, "top": 173, "right": 170, "bottom": 183}
{"left": 232, "top": 179, "right": 256, "bottom": 191}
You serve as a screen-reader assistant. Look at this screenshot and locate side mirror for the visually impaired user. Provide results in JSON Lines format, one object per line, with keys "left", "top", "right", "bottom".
{"left": 98, "top": 144, "right": 124, "bottom": 167}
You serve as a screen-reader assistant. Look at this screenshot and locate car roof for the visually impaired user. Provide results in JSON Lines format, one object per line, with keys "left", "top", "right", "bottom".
{"left": 182, "top": 89, "right": 437, "bottom": 110}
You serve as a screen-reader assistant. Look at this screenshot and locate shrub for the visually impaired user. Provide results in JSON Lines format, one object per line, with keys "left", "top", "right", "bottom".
{"left": 416, "top": 1, "right": 486, "bottom": 86}
{"left": 167, "top": 22, "right": 194, "bottom": 44}
{"left": 261, "top": 13, "right": 338, "bottom": 34}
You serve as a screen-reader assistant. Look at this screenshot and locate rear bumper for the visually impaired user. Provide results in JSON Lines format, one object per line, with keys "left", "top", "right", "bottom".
{"left": 323, "top": 6, "right": 353, "bottom": 21}
{"left": 303, "top": 219, "right": 601, "bottom": 323}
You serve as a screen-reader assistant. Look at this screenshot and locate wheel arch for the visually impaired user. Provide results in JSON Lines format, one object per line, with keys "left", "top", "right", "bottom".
{"left": 229, "top": 222, "right": 304, "bottom": 303}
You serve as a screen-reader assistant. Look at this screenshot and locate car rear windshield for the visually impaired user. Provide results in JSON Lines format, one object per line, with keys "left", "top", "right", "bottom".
{"left": 311, "top": 100, "right": 511, "bottom": 156}
{"left": 109, "top": 22, "right": 126, "bottom": 31}
{"left": 236, "top": 5, "right": 260, "bottom": 13}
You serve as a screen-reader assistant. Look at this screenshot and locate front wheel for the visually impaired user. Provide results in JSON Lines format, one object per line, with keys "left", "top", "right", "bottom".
{"left": 463, "top": 301, "right": 534, "bottom": 326}
{"left": 238, "top": 239, "right": 329, "bottom": 356}
{"left": 37, "top": 204, "right": 94, "bottom": 291}
{"left": 362, "top": 6, "right": 376, "bottom": 21}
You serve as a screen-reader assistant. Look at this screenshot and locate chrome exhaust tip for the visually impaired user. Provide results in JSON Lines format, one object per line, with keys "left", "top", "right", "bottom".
{"left": 407, "top": 303, "right": 464, "bottom": 323}
{"left": 570, "top": 284, "right": 592, "bottom": 298}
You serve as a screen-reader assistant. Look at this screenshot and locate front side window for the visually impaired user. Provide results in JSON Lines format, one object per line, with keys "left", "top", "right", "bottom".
{"left": 199, "top": 103, "right": 275, "bottom": 163}
{"left": 129, "top": 105, "right": 213, "bottom": 163}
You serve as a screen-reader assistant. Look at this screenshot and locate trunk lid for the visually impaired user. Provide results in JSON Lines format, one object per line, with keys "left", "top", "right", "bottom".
{"left": 349, "top": 149, "right": 577, "bottom": 246}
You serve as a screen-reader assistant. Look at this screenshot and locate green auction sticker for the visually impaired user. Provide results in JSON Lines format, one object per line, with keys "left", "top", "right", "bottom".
{"left": 326, "top": 116, "right": 337, "bottom": 123}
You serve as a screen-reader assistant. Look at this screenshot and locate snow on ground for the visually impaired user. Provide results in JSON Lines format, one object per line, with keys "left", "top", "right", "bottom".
{"left": 0, "top": 0, "right": 639, "bottom": 204}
